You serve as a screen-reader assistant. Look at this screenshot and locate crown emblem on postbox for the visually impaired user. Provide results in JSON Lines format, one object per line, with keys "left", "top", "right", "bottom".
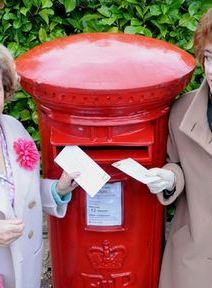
{"left": 87, "top": 240, "right": 126, "bottom": 270}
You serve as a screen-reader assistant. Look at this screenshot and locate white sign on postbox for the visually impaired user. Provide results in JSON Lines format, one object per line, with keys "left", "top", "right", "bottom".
{"left": 86, "top": 182, "right": 122, "bottom": 226}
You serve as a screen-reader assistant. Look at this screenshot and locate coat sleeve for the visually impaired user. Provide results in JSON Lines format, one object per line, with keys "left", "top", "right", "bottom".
{"left": 156, "top": 113, "right": 185, "bottom": 206}
{"left": 40, "top": 179, "right": 68, "bottom": 218}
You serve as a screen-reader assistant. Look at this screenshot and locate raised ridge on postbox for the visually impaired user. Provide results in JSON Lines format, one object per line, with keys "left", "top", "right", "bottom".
{"left": 50, "top": 124, "right": 154, "bottom": 146}
{"left": 16, "top": 33, "right": 195, "bottom": 117}
{"left": 50, "top": 124, "right": 154, "bottom": 164}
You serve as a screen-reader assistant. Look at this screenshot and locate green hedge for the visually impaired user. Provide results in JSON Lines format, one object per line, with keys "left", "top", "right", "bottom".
{"left": 1, "top": 0, "right": 212, "bottom": 144}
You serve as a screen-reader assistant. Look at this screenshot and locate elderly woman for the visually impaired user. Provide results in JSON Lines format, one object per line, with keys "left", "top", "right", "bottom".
{"left": 0, "top": 46, "right": 79, "bottom": 288}
{"left": 146, "top": 8, "right": 212, "bottom": 288}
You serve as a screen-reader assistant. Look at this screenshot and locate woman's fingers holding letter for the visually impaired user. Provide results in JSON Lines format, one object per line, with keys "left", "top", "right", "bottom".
{"left": 56, "top": 171, "right": 80, "bottom": 196}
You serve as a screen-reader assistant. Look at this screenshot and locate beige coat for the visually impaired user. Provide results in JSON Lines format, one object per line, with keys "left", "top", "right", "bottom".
{"left": 0, "top": 114, "right": 68, "bottom": 288}
{"left": 157, "top": 79, "right": 212, "bottom": 288}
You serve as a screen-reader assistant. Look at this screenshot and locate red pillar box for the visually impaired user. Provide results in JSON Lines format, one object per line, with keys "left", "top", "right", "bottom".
{"left": 16, "top": 33, "right": 195, "bottom": 288}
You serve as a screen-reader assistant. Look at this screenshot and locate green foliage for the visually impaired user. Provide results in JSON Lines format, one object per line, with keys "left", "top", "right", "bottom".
{"left": 0, "top": 0, "right": 211, "bottom": 146}
{"left": 167, "top": 205, "right": 176, "bottom": 222}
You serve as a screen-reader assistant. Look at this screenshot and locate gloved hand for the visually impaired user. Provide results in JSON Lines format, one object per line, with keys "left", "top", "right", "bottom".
{"left": 56, "top": 171, "right": 80, "bottom": 196}
{"left": 146, "top": 168, "right": 176, "bottom": 194}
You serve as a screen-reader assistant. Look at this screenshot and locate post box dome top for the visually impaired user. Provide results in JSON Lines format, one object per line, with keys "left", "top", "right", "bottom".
{"left": 17, "top": 33, "right": 195, "bottom": 90}
{"left": 16, "top": 33, "right": 195, "bottom": 115}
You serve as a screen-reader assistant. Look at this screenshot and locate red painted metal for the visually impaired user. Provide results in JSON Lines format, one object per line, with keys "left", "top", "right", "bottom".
{"left": 16, "top": 33, "right": 195, "bottom": 288}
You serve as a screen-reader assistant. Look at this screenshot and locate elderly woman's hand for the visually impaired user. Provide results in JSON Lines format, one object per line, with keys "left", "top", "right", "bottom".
{"left": 0, "top": 219, "right": 24, "bottom": 246}
{"left": 56, "top": 171, "right": 80, "bottom": 196}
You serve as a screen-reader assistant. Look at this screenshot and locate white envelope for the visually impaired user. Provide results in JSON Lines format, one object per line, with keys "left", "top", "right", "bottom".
{"left": 54, "top": 146, "right": 111, "bottom": 197}
{"left": 112, "top": 158, "right": 160, "bottom": 184}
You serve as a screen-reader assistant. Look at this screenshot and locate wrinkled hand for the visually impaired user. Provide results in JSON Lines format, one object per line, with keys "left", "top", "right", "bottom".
{"left": 0, "top": 219, "right": 24, "bottom": 246}
{"left": 56, "top": 171, "right": 80, "bottom": 196}
{"left": 146, "top": 168, "right": 176, "bottom": 194}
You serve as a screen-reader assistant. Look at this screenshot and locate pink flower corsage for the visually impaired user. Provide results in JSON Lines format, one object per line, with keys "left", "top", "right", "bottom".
{"left": 13, "top": 138, "right": 39, "bottom": 170}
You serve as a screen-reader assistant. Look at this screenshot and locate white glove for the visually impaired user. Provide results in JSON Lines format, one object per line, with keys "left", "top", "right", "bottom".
{"left": 146, "top": 168, "right": 176, "bottom": 194}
